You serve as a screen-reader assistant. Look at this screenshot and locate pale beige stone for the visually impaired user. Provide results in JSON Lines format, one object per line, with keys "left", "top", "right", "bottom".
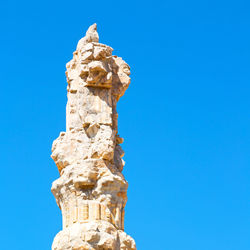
{"left": 51, "top": 24, "right": 136, "bottom": 250}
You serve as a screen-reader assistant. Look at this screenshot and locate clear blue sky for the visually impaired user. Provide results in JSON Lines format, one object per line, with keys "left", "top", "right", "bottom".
{"left": 0, "top": 0, "right": 249, "bottom": 249}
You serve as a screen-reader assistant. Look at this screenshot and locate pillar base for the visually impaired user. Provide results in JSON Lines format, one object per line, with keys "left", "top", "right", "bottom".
{"left": 52, "top": 221, "right": 136, "bottom": 250}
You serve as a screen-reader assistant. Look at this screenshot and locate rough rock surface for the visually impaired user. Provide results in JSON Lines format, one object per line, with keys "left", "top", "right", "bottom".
{"left": 51, "top": 24, "right": 136, "bottom": 250}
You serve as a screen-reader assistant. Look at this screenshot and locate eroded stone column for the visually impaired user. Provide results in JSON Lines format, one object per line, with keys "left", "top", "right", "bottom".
{"left": 51, "top": 24, "right": 136, "bottom": 250}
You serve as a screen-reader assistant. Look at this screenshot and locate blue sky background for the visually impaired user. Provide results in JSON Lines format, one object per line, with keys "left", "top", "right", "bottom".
{"left": 0, "top": 0, "right": 249, "bottom": 249}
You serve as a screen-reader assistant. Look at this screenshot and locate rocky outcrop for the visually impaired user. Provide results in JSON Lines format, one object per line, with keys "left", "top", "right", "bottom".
{"left": 51, "top": 24, "right": 136, "bottom": 250}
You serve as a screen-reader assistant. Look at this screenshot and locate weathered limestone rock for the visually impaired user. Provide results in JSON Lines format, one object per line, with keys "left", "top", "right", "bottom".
{"left": 51, "top": 24, "right": 136, "bottom": 250}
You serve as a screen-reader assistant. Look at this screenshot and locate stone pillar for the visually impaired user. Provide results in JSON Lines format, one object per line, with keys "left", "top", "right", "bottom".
{"left": 51, "top": 24, "right": 136, "bottom": 250}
